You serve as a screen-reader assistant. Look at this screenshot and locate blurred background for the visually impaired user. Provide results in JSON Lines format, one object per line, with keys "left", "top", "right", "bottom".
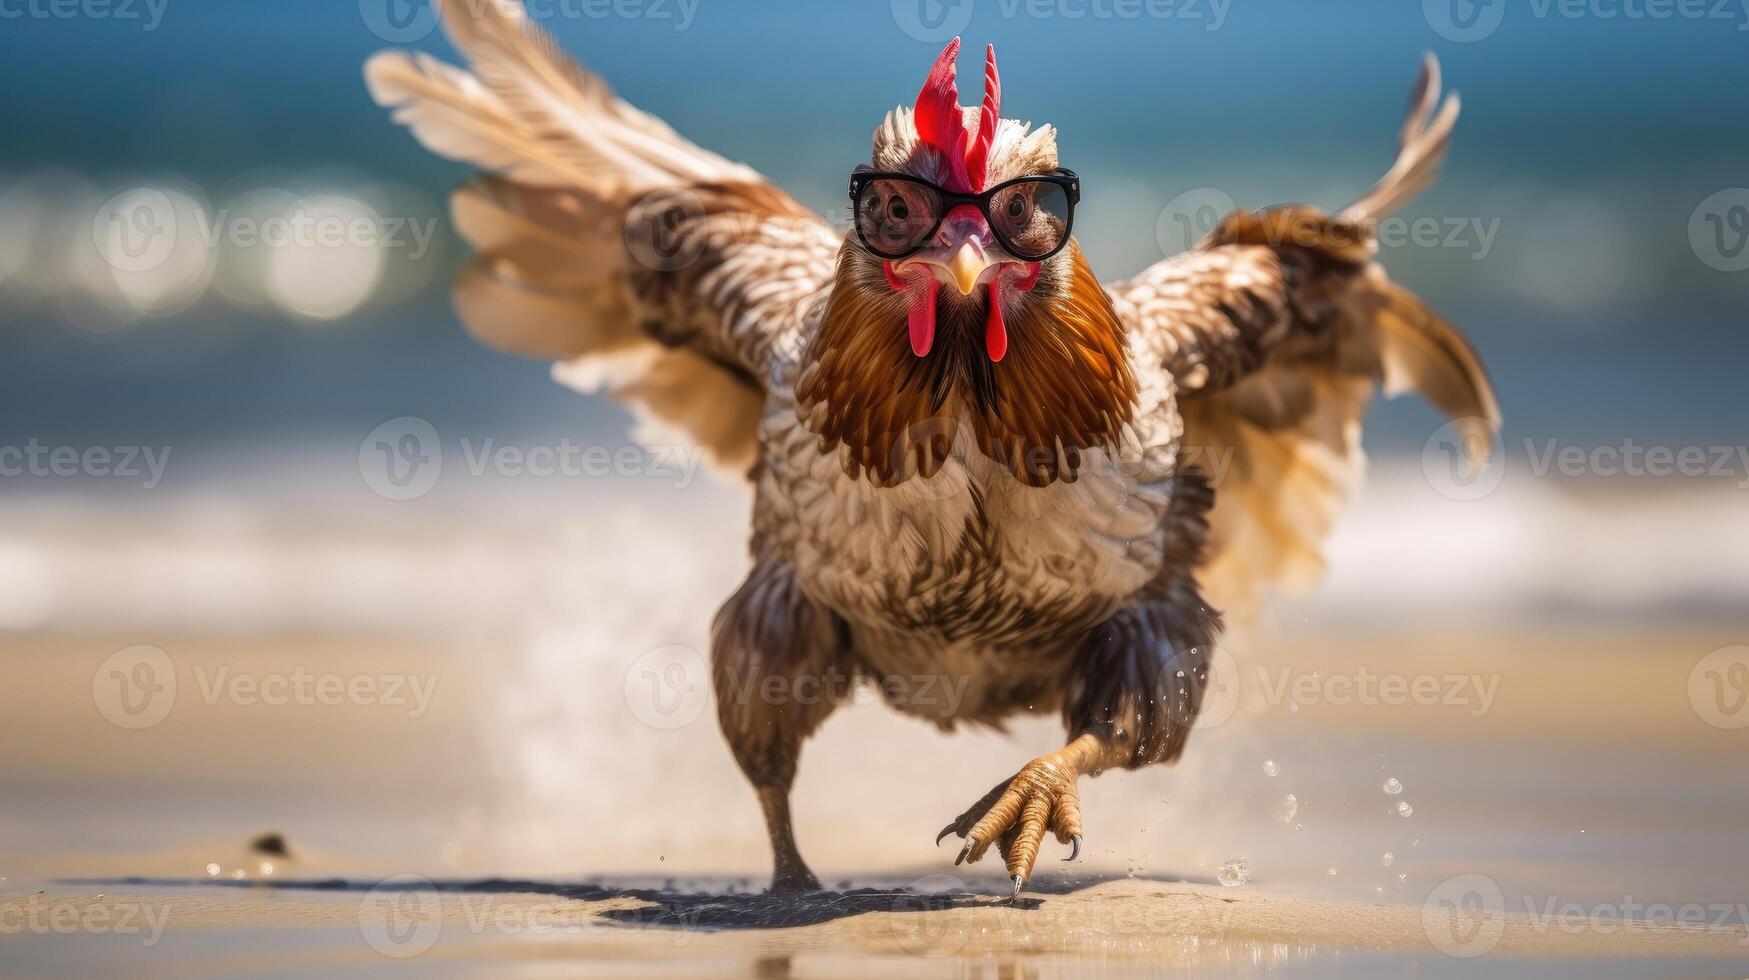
{"left": 2, "top": 0, "right": 1747, "bottom": 942}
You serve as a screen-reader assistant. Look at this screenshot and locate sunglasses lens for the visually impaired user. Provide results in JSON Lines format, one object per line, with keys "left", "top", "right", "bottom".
{"left": 856, "top": 178, "right": 941, "bottom": 257}
{"left": 988, "top": 179, "right": 1071, "bottom": 259}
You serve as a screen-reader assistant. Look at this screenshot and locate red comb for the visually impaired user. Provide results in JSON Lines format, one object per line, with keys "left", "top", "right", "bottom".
{"left": 964, "top": 45, "right": 1001, "bottom": 192}
{"left": 913, "top": 38, "right": 1001, "bottom": 193}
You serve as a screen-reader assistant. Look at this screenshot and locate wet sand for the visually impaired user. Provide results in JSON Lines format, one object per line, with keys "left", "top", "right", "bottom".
{"left": 3, "top": 472, "right": 1748, "bottom": 976}
{"left": 5, "top": 875, "right": 1748, "bottom": 978}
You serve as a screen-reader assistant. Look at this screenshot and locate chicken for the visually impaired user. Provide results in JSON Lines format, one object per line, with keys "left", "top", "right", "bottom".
{"left": 366, "top": 1, "right": 1499, "bottom": 895}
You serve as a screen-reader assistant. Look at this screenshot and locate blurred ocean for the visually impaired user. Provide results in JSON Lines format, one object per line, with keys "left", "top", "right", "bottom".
{"left": 2, "top": 0, "right": 1747, "bottom": 452}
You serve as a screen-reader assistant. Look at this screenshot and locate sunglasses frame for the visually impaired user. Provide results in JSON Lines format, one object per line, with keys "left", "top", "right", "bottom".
{"left": 848, "top": 168, "right": 1081, "bottom": 262}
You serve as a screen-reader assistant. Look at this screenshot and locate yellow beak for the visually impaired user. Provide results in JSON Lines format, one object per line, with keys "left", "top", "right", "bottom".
{"left": 948, "top": 241, "right": 992, "bottom": 296}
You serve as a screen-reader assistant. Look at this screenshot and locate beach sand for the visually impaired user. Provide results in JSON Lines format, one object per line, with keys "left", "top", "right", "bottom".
{"left": 3, "top": 470, "right": 1748, "bottom": 976}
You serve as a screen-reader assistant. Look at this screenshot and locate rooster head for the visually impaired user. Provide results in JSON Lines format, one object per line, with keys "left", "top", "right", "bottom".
{"left": 800, "top": 38, "right": 1136, "bottom": 488}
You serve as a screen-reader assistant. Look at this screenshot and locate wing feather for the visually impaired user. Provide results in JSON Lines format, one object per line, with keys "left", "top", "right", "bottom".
{"left": 367, "top": 0, "right": 838, "bottom": 473}
{"left": 1112, "top": 55, "right": 1498, "bottom": 618}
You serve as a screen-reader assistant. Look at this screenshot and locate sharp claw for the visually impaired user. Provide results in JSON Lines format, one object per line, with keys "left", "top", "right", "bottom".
{"left": 956, "top": 840, "right": 974, "bottom": 866}
{"left": 1064, "top": 835, "right": 1081, "bottom": 862}
{"left": 1011, "top": 875, "right": 1024, "bottom": 897}
{"left": 936, "top": 823, "right": 959, "bottom": 846}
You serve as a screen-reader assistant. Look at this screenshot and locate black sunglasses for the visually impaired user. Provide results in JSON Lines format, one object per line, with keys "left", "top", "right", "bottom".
{"left": 849, "top": 168, "right": 1080, "bottom": 262}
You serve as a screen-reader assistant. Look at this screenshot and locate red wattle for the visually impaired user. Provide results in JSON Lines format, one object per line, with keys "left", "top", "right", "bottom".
{"left": 910, "top": 278, "right": 941, "bottom": 356}
{"left": 884, "top": 260, "right": 939, "bottom": 357}
{"left": 984, "top": 263, "right": 1040, "bottom": 362}
{"left": 985, "top": 279, "right": 1007, "bottom": 362}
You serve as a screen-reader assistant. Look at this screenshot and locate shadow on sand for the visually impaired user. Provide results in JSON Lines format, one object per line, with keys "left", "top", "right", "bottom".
{"left": 64, "top": 873, "right": 1109, "bottom": 930}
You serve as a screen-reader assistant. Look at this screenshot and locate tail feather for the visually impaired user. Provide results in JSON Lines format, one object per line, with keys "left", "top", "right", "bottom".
{"left": 1342, "top": 52, "right": 1461, "bottom": 223}
{"left": 1363, "top": 273, "right": 1500, "bottom": 464}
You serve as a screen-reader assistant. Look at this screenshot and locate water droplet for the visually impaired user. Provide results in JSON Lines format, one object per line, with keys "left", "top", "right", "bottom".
{"left": 1383, "top": 777, "right": 1403, "bottom": 796}
{"left": 1262, "top": 759, "right": 1280, "bottom": 777}
{"left": 1397, "top": 873, "right": 1407, "bottom": 881}
{"left": 258, "top": 862, "right": 274, "bottom": 876}
{"left": 1293, "top": 823, "right": 1303, "bottom": 831}
{"left": 230, "top": 869, "right": 245, "bottom": 880}
{"left": 1327, "top": 866, "right": 1339, "bottom": 876}
{"left": 1275, "top": 793, "right": 1299, "bottom": 823}
{"left": 1382, "top": 852, "right": 1395, "bottom": 866}
{"left": 1396, "top": 801, "right": 1414, "bottom": 818}
{"left": 205, "top": 863, "right": 221, "bottom": 877}
{"left": 1216, "top": 858, "right": 1249, "bottom": 887}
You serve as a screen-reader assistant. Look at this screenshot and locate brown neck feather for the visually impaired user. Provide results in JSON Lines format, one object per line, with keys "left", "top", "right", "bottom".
{"left": 798, "top": 247, "right": 1137, "bottom": 488}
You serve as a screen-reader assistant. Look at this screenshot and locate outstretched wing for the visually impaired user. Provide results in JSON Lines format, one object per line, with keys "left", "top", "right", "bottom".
{"left": 1111, "top": 55, "right": 1499, "bottom": 618}
{"left": 366, "top": 0, "right": 839, "bottom": 471}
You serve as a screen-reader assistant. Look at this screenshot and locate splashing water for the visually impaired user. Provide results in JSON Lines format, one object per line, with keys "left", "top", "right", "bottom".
{"left": 1216, "top": 858, "right": 1249, "bottom": 887}
{"left": 1275, "top": 793, "right": 1299, "bottom": 823}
